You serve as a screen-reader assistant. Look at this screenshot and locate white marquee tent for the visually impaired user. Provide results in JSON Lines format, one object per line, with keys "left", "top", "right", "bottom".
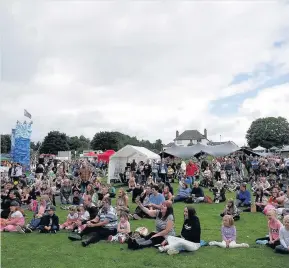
{"left": 108, "top": 145, "right": 160, "bottom": 183}
{"left": 253, "top": 146, "right": 266, "bottom": 152}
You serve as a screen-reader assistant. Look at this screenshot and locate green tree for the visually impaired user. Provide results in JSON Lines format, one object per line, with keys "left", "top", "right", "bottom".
{"left": 91, "top": 131, "right": 119, "bottom": 151}
{"left": 91, "top": 131, "right": 163, "bottom": 152}
{"left": 153, "top": 139, "right": 163, "bottom": 151}
{"left": 68, "top": 136, "right": 82, "bottom": 151}
{"left": 30, "top": 141, "right": 41, "bottom": 151}
{"left": 79, "top": 135, "right": 90, "bottom": 151}
{"left": 40, "top": 131, "right": 70, "bottom": 155}
{"left": 1, "top": 134, "right": 11, "bottom": 154}
{"left": 246, "top": 117, "right": 289, "bottom": 149}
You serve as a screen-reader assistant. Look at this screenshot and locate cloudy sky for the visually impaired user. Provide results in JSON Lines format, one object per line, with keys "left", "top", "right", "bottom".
{"left": 1, "top": 0, "right": 289, "bottom": 146}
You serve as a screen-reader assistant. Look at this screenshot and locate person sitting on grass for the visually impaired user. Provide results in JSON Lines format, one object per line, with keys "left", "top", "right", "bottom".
{"left": 130, "top": 200, "right": 175, "bottom": 248}
{"left": 68, "top": 197, "right": 117, "bottom": 247}
{"left": 255, "top": 209, "right": 282, "bottom": 249}
{"left": 37, "top": 206, "right": 59, "bottom": 233}
{"left": 158, "top": 206, "right": 201, "bottom": 255}
{"left": 19, "top": 196, "right": 49, "bottom": 233}
{"left": 108, "top": 184, "right": 116, "bottom": 198}
{"left": 220, "top": 200, "right": 240, "bottom": 221}
{"left": 235, "top": 183, "right": 251, "bottom": 208}
{"left": 148, "top": 185, "right": 165, "bottom": 209}
{"left": 116, "top": 188, "right": 129, "bottom": 216}
{"left": 163, "top": 186, "right": 173, "bottom": 202}
{"left": 0, "top": 201, "right": 25, "bottom": 232}
{"left": 108, "top": 212, "right": 131, "bottom": 244}
{"left": 191, "top": 182, "right": 205, "bottom": 203}
{"left": 212, "top": 181, "right": 226, "bottom": 204}
{"left": 174, "top": 183, "right": 191, "bottom": 203}
{"left": 209, "top": 215, "right": 249, "bottom": 248}
{"left": 60, "top": 206, "right": 79, "bottom": 230}
{"left": 60, "top": 179, "right": 72, "bottom": 205}
{"left": 275, "top": 215, "right": 289, "bottom": 254}
{"left": 132, "top": 185, "right": 152, "bottom": 220}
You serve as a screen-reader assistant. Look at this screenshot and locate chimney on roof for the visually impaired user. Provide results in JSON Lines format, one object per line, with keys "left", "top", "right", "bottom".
{"left": 204, "top": 128, "right": 207, "bottom": 139}
{"left": 176, "top": 130, "right": 179, "bottom": 138}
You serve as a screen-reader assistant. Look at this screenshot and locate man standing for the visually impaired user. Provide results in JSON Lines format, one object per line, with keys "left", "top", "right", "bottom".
{"left": 143, "top": 160, "right": 152, "bottom": 182}
{"left": 158, "top": 159, "right": 168, "bottom": 183}
{"left": 186, "top": 160, "right": 198, "bottom": 185}
{"left": 11, "top": 163, "right": 23, "bottom": 184}
{"left": 79, "top": 162, "right": 92, "bottom": 193}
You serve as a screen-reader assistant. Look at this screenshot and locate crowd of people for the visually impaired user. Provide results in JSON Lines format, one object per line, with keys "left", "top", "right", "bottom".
{"left": 1, "top": 154, "right": 289, "bottom": 255}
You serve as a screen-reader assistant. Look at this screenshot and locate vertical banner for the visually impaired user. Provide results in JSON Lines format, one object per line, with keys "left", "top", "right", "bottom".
{"left": 10, "top": 129, "right": 15, "bottom": 159}
{"left": 12, "top": 121, "right": 32, "bottom": 169}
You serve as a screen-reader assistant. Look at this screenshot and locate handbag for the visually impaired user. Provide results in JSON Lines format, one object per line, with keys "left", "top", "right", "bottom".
{"left": 127, "top": 227, "right": 149, "bottom": 250}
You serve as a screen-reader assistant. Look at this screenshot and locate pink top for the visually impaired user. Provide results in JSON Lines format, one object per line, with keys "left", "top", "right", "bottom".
{"left": 268, "top": 219, "right": 283, "bottom": 241}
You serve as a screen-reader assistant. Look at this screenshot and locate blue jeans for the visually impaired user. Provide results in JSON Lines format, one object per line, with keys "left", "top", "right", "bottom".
{"left": 152, "top": 172, "right": 158, "bottom": 182}
{"left": 29, "top": 218, "right": 41, "bottom": 229}
{"left": 186, "top": 176, "right": 195, "bottom": 187}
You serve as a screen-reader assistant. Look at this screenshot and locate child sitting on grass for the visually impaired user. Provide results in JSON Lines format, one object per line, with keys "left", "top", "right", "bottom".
{"left": 108, "top": 184, "right": 116, "bottom": 198}
{"left": 256, "top": 209, "right": 282, "bottom": 249}
{"left": 209, "top": 215, "right": 249, "bottom": 248}
{"left": 38, "top": 206, "right": 59, "bottom": 234}
{"left": 220, "top": 200, "right": 240, "bottom": 221}
{"left": 60, "top": 206, "right": 78, "bottom": 230}
{"left": 108, "top": 212, "right": 130, "bottom": 244}
{"left": 1, "top": 201, "right": 25, "bottom": 232}
{"left": 74, "top": 205, "right": 90, "bottom": 233}
{"left": 275, "top": 215, "right": 289, "bottom": 254}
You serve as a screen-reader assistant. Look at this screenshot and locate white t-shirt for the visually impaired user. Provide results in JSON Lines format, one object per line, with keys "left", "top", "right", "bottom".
{"left": 11, "top": 211, "right": 23, "bottom": 218}
{"left": 67, "top": 213, "right": 78, "bottom": 220}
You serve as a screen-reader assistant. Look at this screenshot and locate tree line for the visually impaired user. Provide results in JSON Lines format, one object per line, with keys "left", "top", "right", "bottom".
{"left": 1, "top": 116, "right": 289, "bottom": 155}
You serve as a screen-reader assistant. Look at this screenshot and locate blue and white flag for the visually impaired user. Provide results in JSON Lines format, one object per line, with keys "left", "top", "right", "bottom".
{"left": 24, "top": 109, "right": 32, "bottom": 119}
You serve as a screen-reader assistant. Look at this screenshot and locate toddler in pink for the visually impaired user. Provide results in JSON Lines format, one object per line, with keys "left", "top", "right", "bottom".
{"left": 0, "top": 201, "right": 25, "bottom": 232}
{"left": 60, "top": 206, "right": 78, "bottom": 230}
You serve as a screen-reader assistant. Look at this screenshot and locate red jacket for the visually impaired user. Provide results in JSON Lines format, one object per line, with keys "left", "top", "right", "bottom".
{"left": 186, "top": 163, "right": 198, "bottom": 176}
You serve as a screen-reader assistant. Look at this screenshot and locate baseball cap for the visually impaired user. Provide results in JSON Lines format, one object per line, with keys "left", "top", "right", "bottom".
{"left": 10, "top": 201, "right": 20, "bottom": 207}
{"left": 46, "top": 206, "right": 56, "bottom": 212}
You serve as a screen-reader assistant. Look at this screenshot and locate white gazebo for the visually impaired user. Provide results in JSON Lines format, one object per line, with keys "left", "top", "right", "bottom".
{"left": 253, "top": 146, "right": 266, "bottom": 153}
{"left": 108, "top": 145, "right": 160, "bottom": 183}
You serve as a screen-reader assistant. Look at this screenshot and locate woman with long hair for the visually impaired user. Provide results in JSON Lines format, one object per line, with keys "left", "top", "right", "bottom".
{"left": 131, "top": 200, "right": 175, "bottom": 247}
{"left": 158, "top": 206, "right": 201, "bottom": 255}
{"left": 116, "top": 188, "right": 129, "bottom": 215}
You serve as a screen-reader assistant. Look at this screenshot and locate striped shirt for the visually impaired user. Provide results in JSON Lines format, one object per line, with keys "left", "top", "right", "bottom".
{"left": 98, "top": 206, "right": 118, "bottom": 230}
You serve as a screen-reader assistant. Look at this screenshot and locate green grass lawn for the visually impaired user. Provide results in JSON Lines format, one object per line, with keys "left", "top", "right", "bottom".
{"left": 1, "top": 185, "right": 288, "bottom": 268}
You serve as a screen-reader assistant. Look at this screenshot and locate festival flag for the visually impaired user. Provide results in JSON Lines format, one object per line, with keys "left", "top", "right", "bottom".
{"left": 24, "top": 109, "right": 32, "bottom": 119}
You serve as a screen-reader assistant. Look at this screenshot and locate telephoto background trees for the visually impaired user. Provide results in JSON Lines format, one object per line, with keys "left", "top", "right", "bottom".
{"left": 0, "top": 134, "right": 11, "bottom": 154}
{"left": 40, "top": 131, "right": 70, "bottom": 155}
{"left": 91, "top": 131, "right": 163, "bottom": 152}
{"left": 246, "top": 116, "right": 289, "bottom": 149}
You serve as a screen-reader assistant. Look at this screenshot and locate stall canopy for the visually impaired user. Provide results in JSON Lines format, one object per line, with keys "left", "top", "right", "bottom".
{"left": 162, "top": 141, "right": 240, "bottom": 158}
{"left": 253, "top": 146, "right": 266, "bottom": 152}
{"left": 108, "top": 145, "right": 160, "bottom": 183}
{"left": 98, "top": 150, "right": 115, "bottom": 162}
{"left": 84, "top": 152, "right": 98, "bottom": 157}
